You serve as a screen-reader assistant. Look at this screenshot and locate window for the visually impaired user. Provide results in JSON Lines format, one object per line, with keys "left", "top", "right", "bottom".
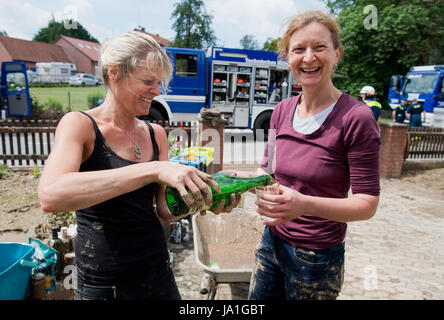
{"left": 61, "top": 68, "right": 68, "bottom": 74}
{"left": 175, "top": 54, "right": 197, "bottom": 78}
{"left": 6, "top": 73, "right": 26, "bottom": 92}
{"left": 391, "top": 76, "right": 401, "bottom": 92}
{"left": 403, "top": 73, "right": 439, "bottom": 94}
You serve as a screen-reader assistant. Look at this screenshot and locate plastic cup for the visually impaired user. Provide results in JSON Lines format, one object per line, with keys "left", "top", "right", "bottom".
{"left": 255, "top": 183, "right": 279, "bottom": 222}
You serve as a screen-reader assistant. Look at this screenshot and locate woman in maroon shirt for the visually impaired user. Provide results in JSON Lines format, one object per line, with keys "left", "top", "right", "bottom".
{"left": 237, "top": 11, "right": 380, "bottom": 300}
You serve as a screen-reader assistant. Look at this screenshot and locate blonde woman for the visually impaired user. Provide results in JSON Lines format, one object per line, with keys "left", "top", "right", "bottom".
{"left": 235, "top": 11, "right": 380, "bottom": 300}
{"left": 37, "top": 31, "right": 233, "bottom": 300}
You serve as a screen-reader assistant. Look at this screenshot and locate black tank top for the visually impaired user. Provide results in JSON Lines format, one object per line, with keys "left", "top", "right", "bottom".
{"left": 74, "top": 111, "right": 169, "bottom": 285}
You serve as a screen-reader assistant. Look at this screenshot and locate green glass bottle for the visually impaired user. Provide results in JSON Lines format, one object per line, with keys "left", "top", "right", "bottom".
{"left": 166, "top": 173, "right": 271, "bottom": 216}
{"left": 49, "top": 226, "right": 64, "bottom": 280}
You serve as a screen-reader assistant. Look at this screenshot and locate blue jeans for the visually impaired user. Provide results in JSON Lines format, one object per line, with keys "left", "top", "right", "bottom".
{"left": 410, "top": 114, "right": 422, "bottom": 127}
{"left": 248, "top": 227, "right": 345, "bottom": 300}
{"left": 74, "top": 265, "right": 181, "bottom": 300}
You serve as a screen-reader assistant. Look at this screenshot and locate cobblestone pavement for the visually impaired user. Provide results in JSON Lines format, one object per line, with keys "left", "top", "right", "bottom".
{"left": 171, "top": 176, "right": 444, "bottom": 300}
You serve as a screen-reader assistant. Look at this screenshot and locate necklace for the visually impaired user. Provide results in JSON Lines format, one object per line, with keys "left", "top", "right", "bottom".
{"left": 115, "top": 119, "right": 143, "bottom": 159}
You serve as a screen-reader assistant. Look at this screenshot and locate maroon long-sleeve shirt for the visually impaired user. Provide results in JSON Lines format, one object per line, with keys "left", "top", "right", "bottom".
{"left": 261, "top": 93, "right": 380, "bottom": 250}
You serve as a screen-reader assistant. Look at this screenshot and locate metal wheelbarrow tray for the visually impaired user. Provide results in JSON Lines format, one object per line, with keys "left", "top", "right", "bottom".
{"left": 192, "top": 210, "right": 264, "bottom": 298}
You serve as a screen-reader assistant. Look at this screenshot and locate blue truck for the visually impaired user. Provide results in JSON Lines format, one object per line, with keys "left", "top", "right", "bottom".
{"left": 142, "top": 46, "right": 299, "bottom": 132}
{"left": 0, "top": 61, "right": 32, "bottom": 118}
{"left": 388, "top": 65, "right": 444, "bottom": 126}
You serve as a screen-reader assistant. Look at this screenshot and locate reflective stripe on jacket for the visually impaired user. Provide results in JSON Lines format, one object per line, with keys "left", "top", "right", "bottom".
{"left": 363, "top": 99, "right": 382, "bottom": 121}
{"left": 363, "top": 99, "right": 382, "bottom": 109}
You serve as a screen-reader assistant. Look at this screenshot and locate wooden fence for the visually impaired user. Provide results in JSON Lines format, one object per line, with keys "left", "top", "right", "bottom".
{"left": 406, "top": 127, "right": 444, "bottom": 160}
{"left": 0, "top": 119, "right": 196, "bottom": 168}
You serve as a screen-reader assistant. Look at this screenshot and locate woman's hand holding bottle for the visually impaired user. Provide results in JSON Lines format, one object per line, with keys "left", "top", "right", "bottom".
{"left": 166, "top": 171, "right": 270, "bottom": 217}
{"left": 156, "top": 161, "right": 220, "bottom": 210}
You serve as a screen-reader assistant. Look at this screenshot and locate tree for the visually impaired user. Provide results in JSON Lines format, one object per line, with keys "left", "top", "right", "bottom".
{"left": 322, "top": 0, "right": 444, "bottom": 105}
{"left": 170, "top": 0, "right": 216, "bottom": 49}
{"left": 0, "top": 30, "right": 7, "bottom": 36}
{"left": 240, "top": 34, "right": 260, "bottom": 50}
{"left": 262, "top": 37, "right": 280, "bottom": 52}
{"left": 33, "top": 17, "right": 98, "bottom": 43}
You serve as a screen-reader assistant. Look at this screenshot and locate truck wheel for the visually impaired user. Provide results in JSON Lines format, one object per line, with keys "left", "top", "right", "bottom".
{"left": 253, "top": 111, "right": 272, "bottom": 141}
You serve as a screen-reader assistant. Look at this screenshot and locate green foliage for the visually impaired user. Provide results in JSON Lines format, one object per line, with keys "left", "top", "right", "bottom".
{"left": 28, "top": 92, "right": 66, "bottom": 120}
{"left": 87, "top": 92, "right": 105, "bottom": 109}
{"left": 323, "top": 0, "right": 444, "bottom": 105}
{"left": 0, "top": 164, "right": 14, "bottom": 179}
{"left": 50, "top": 211, "right": 76, "bottom": 227}
{"left": 32, "top": 165, "right": 41, "bottom": 178}
{"left": 30, "top": 93, "right": 45, "bottom": 114}
{"left": 262, "top": 37, "right": 280, "bottom": 52}
{"left": 240, "top": 35, "right": 260, "bottom": 50}
{"left": 33, "top": 18, "right": 98, "bottom": 43}
{"left": 46, "top": 97, "right": 63, "bottom": 111}
{"left": 170, "top": 0, "right": 216, "bottom": 48}
{"left": 29, "top": 82, "right": 70, "bottom": 88}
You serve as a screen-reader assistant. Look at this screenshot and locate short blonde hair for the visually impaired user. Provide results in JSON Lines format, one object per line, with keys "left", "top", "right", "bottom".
{"left": 99, "top": 31, "right": 172, "bottom": 90}
{"left": 278, "top": 10, "right": 342, "bottom": 57}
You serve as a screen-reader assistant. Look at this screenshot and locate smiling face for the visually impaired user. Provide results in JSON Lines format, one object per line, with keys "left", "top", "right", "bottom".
{"left": 286, "top": 22, "right": 341, "bottom": 90}
{"left": 110, "top": 61, "right": 163, "bottom": 116}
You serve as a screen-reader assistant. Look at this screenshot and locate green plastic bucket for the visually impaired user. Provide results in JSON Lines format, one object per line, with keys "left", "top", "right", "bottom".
{"left": 0, "top": 242, "right": 35, "bottom": 300}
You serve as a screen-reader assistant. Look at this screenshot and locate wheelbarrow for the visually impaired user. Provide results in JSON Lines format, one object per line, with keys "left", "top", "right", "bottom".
{"left": 192, "top": 210, "right": 265, "bottom": 299}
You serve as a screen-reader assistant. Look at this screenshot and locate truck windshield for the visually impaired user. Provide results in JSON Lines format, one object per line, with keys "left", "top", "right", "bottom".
{"left": 403, "top": 73, "right": 438, "bottom": 94}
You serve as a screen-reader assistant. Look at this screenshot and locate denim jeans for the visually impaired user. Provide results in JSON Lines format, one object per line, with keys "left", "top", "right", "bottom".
{"left": 409, "top": 114, "right": 422, "bottom": 127}
{"left": 74, "top": 265, "right": 181, "bottom": 300}
{"left": 248, "top": 227, "right": 345, "bottom": 300}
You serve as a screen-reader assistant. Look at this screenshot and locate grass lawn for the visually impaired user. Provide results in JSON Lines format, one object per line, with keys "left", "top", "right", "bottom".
{"left": 30, "top": 86, "right": 106, "bottom": 111}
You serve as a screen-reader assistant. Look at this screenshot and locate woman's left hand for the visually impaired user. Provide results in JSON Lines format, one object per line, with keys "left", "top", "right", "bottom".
{"left": 199, "top": 169, "right": 242, "bottom": 216}
{"left": 199, "top": 193, "right": 242, "bottom": 216}
{"left": 256, "top": 184, "right": 306, "bottom": 226}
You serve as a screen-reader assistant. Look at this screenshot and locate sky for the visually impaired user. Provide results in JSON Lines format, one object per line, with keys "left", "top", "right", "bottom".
{"left": 0, "top": 0, "right": 328, "bottom": 48}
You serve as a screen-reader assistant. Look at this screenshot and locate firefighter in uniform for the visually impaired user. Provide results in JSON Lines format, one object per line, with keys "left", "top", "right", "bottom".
{"left": 406, "top": 99, "right": 425, "bottom": 127}
{"left": 360, "top": 86, "right": 382, "bottom": 125}
{"left": 392, "top": 99, "right": 408, "bottom": 124}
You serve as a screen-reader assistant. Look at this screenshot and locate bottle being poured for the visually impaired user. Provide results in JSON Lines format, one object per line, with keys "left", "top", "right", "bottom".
{"left": 166, "top": 173, "right": 271, "bottom": 216}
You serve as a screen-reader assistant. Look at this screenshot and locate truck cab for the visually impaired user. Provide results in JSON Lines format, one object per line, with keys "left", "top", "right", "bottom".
{"left": 388, "top": 65, "right": 444, "bottom": 125}
{"left": 138, "top": 47, "right": 207, "bottom": 122}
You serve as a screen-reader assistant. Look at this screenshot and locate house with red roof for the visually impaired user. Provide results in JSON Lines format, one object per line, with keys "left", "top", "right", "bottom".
{"left": 54, "top": 35, "right": 101, "bottom": 76}
{"left": 54, "top": 31, "right": 169, "bottom": 77}
{"left": 0, "top": 31, "right": 169, "bottom": 78}
{"left": 133, "top": 27, "right": 170, "bottom": 47}
{"left": 0, "top": 35, "right": 72, "bottom": 70}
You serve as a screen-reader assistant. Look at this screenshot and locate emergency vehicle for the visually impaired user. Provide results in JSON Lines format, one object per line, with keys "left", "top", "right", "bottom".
{"left": 141, "top": 46, "right": 299, "bottom": 132}
{"left": 388, "top": 65, "right": 444, "bottom": 127}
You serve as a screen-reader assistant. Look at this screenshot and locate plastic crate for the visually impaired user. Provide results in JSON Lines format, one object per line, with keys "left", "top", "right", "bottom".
{"left": 184, "top": 147, "right": 214, "bottom": 166}
{"left": 0, "top": 242, "right": 35, "bottom": 300}
{"left": 170, "top": 154, "right": 208, "bottom": 172}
